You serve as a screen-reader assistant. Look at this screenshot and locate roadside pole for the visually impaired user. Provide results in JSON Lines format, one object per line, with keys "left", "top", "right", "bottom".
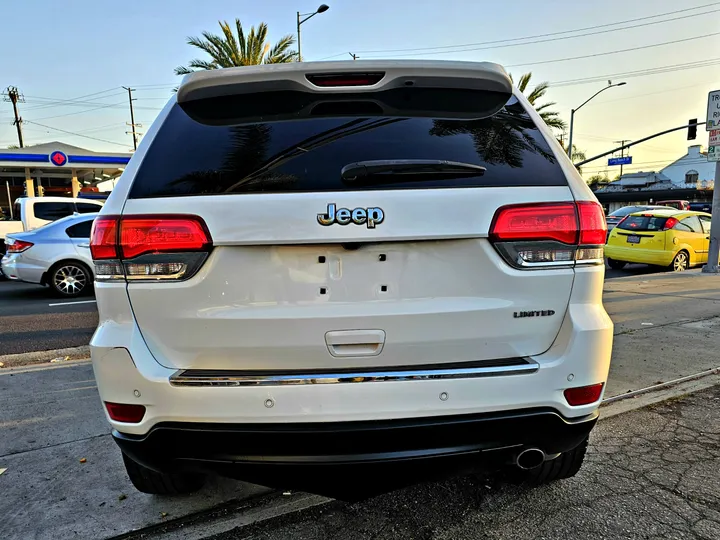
{"left": 702, "top": 89, "right": 720, "bottom": 273}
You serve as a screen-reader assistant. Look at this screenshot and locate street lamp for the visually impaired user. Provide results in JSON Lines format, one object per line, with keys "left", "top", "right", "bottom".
{"left": 567, "top": 81, "right": 627, "bottom": 159}
{"left": 297, "top": 4, "right": 329, "bottom": 62}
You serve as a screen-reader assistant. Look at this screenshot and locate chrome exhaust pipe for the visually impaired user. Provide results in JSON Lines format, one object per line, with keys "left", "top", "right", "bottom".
{"left": 516, "top": 448, "right": 546, "bottom": 470}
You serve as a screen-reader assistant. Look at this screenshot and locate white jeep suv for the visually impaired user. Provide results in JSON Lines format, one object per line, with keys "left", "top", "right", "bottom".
{"left": 90, "top": 60, "right": 613, "bottom": 498}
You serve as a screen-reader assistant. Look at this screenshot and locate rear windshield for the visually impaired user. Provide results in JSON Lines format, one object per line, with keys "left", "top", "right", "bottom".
{"left": 128, "top": 92, "right": 567, "bottom": 198}
{"left": 617, "top": 215, "right": 668, "bottom": 231}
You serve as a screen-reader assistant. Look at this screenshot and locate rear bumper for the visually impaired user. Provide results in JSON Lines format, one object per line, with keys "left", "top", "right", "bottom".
{"left": 0, "top": 253, "right": 44, "bottom": 283}
{"left": 605, "top": 244, "right": 673, "bottom": 266}
{"left": 114, "top": 408, "right": 597, "bottom": 489}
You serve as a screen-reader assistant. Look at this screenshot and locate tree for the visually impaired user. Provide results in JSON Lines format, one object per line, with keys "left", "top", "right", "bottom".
{"left": 509, "top": 72, "right": 567, "bottom": 132}
{"left": 175, "top": 20, "right": 296, "bottom": 77}
{"left": 6, "top": 144, "right": 19, "bottom": 149}
{"left": 587, "top": 173, "right": 609, "bottom": 191}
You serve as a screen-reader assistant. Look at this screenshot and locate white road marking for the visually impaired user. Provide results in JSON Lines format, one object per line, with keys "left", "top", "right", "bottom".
{"left": 48, "top": 300, "right": 97, "bottom": 307}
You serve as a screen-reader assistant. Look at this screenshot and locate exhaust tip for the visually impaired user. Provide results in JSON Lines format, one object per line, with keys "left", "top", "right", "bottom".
{"left": 516, "top": 448, "right": 545, "bottom": 470}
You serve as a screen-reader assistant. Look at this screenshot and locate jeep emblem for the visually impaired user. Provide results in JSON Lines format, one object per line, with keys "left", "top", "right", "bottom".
{"left": 317, "top": 203, "right": 384, "bottom": 229}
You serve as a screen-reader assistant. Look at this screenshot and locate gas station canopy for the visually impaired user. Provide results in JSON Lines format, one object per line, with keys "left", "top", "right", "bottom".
{"left": 0, "top": 142, "right": 132, "bottom": 210}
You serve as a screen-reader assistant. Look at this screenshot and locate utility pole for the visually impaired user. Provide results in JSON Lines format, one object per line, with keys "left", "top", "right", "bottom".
{"left": 705, "top": 160, "right": 720, "bottom": 273}
{"left": 2, "top": 86, "right": 25, "bottom": 148}
{"left": 613, "top": 139, "right": 631, "bottom": 177}
{"left": 122, "top": 86, "right": 139, "bottom": 151}
{"left": 349, "top": 52, "right": 359, "bottom": 60}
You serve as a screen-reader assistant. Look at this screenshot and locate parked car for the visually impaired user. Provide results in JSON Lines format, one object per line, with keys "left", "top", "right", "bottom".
{"left": 0, "top": 196, "right": 104, "bottom": 253}
{"left": 689, "top": 202, "right": 712, "bottom": 213}
{"left": 89, "top": 60, "right": 613, "bottom": 499}
{"left": 1, "top": 213, "right": 97, "bottom": 297}
{"left": 657, "top": 199, "right": 690, "bottom": 210}
{"left": 605, "top": 209, "right": 711, "bottom": 271}
{"left": 605, "top": 205, "right": 672, "bottom": 236}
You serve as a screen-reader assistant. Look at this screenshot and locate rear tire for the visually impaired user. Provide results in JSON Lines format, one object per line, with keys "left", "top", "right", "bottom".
{"left": 48, "top": 261, "right": 92, "bottom": 298}
{"left": 122, "top": 453, "right": 206, "bottom": 495}
{"left": 513, "top": 436, "right": 589, "bottom": 486}
{"left": 670, "top": 250, "right": 689, "bottom": 272}
{"left": 607, "top": 259, "right": 627, "bottom": 270}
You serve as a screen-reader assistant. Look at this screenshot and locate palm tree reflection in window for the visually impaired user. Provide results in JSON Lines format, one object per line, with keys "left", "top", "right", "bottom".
{"left": 430, "top": 98, "right": 556, "bottom": 168}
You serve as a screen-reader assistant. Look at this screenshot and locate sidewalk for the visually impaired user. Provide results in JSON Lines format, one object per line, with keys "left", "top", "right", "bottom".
{"left": 210, "top": 385, "right": 720, "bottom": 540}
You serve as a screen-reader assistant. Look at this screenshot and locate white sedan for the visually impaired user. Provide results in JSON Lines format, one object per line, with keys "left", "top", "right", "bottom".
{"left": 1, "top": 213, "right": 97, "bottom": 297}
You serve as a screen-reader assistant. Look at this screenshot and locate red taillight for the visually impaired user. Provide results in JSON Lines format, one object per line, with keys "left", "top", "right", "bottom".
{"left": 119, "top": 216, "right": 211, "bottom": 259}
{"left": 306, "top": 72, "right": 385, "bottom": 87}
{"left": 490, "top": 203, "right": 578, "bottom": 245}
{"left": 90, "top": 216, "right": 119, "bottom": 260}
{"left": 489, "top": 201, "right": 606, "bottom": 269}
{"left": 6, "top": 239, "right": 34, "bottom": 253}
{"left": 577, "top": 201, "right": 607, "bottom": 245}
{"left": 90, "top": 215, "right": 211, "bottom": 260}
{"left": 564, "top": 383, "right": 604, "bottom": 406}
{"left": 663, "top": 217, "right": 679, "bottom": 230}
{"left": 104, "top": 402, "right": 146, "bottom": 423}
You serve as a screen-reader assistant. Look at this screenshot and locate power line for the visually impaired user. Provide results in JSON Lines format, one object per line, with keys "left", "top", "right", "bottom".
{"left": 505, "top": 32, "right": 720, "bottom": 68}
{"left": 30, "top": 101, "right": 126, "bottom": 121}
{"left": 318, "top": 3, "right": 719, "bottom": 58}
{"left": 23, "top": 120, "right": 129, "bottom": 147}
{"left": 358, "top": 8, "right": 720, "bottom": 58}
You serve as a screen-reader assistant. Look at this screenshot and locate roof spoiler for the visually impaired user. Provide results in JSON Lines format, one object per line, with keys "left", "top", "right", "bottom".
{"left": 176, "top": 60, "right": 513, "bottom": 124}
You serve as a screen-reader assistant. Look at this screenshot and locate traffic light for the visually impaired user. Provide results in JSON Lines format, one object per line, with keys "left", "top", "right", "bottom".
{"left": 687, "top": 118, "right": 697, "bottom": 140}
{"left": 37, "top": 185, "right": 45, "bottom": 197}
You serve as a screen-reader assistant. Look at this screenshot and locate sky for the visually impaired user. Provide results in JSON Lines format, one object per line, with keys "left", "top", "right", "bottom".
{"left": 1, "top": 0, "right": 719, "bottom": 179}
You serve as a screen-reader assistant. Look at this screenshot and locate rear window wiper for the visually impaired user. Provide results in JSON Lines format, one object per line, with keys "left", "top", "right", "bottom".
{"left": 341, "top": 160, "right": 486, "bottom": 182}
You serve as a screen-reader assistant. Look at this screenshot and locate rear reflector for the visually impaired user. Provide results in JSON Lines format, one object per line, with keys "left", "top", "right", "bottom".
{"left": 306, "top": 72, "right": 385, "bottom": 87}
{"left": 5, "top": 239, "right": 34, "bottom": 253}
{"left": 104, "top": 402, "right": 146, "bottom": 423}
{"left": 564, "top": 383, "right": 604, "bottom": 406}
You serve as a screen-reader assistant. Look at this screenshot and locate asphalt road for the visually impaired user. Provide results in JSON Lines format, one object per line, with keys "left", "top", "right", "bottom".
{"left": 0, "top": 262, "right": 689, "bottom": 356}
{"left": 212, "top": 385, "right": 720, "bottom": 540}
{"left": 0, "top": 280, "right": 98, "bottom": 355}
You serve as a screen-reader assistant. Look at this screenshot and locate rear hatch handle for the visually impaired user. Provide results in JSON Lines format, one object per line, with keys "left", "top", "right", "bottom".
{"left": 325, "top": 330, "right": 386, "bottom": 357}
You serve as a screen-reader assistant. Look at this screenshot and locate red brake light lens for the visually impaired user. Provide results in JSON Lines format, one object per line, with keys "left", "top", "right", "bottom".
{"left": 577, "top": 201, "right": 607, "bottom": 245}
{"left": 306, "top": 72, "right": 385, "bottom": 87}
{"left": 104, "top": 402, "right": 146, "bottom": 423}
{"left": 5, "top": 239, "right": 34, "bottom": 253}
{"left": 564, "top": 383, "right": 605, "bottom": 406}
{"left": 663, "top": 217, "right": 679, "bottom": 230}
{"left": 90, "top": 216, "right": 119, "bottom": 260}
{"left": 490, "top": 203, "right": 578, "bottom": 245}
{"left": 119, "top": 216, "right": 211, "bottom": 259}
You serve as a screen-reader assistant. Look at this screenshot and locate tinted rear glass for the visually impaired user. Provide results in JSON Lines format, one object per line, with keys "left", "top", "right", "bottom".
{"left": 617, "top": 215, "right": 668, "bottom": 231}
{"left": 128, "top": 93, "right": 566, "bottom": 199}
{"left": 33, "top": 202, "right": 76, "bottom": 221}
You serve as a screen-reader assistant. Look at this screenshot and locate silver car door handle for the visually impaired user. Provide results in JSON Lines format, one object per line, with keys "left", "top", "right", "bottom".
{"left": 77, "top": 243, "right": 90, "bottom": 248}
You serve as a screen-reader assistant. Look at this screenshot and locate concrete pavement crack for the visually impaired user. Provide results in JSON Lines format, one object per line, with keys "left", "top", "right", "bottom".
{"left": 0, "top": 432, "right": 107, "bottom": 459}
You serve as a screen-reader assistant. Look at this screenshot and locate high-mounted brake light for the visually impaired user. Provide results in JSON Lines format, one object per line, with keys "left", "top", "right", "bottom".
{"left": 90, "top": 215, "right": 212, "bottom": 282}
{"left": 5, "top": 238, "right": 34, "bottom": 253}
{"left": 306, "top": 72, "right": 385, "bottom": 87}
{"left": 489, "top": 201, "right": 606, "bottom": 269}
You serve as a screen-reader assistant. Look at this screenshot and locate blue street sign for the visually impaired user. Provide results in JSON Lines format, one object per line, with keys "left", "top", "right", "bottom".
{"left": 608, "top": 156, "right": 632, "bottom": 166}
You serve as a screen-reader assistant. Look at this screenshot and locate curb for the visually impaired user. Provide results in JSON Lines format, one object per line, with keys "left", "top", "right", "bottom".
{"left": 0, "top": 345, "right": 90, "bottom": 369}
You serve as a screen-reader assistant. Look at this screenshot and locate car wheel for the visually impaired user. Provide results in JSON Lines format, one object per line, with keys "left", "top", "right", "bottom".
{"left": 670, "top": 251, "right": 689, "bottom": 272}
{"left": 607, "top": 259, "right": 627, "bottom": 270}
{"left": 49, "top": 261, "right": 91, "bottom": 298}
{"left": 512, "top": 436, "right": 589, "bottom": 486}
{"left": 122, "top": 453, "right": 205, "bottom": 495}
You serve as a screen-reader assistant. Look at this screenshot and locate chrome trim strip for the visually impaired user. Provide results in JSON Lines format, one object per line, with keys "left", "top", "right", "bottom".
{"left": 169, "top": 361, "right": 539, "bottom": 387}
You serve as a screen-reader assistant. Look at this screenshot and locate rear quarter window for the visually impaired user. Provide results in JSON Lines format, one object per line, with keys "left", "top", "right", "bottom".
{"left": 128, "top": 93, "right": 567, "bottom": 198}
{"left": 33, "top": 202, "right": 76, "bottom": 221}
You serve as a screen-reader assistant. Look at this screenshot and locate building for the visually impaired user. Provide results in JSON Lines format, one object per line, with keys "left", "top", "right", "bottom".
{"left": 0, "top": 142, "right": 131, "bottom": 213}
{"left": 594, "top": 145, "right": 714, "bottom": 213}
{"left": 659, "top": 145, "right": 715, "bottom": 189}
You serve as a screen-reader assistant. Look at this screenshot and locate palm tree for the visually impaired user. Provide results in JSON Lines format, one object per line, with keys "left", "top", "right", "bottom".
{"left": 175, "top": 20, "right": 296, "bottom": 76}
{"left": 509, "top": 72, "right": 567, "bottom": 132}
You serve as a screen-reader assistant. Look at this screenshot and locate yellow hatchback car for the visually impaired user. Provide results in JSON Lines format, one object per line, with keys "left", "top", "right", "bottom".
{"left": 605, "top": 209, "right": 712, "bottom": 271}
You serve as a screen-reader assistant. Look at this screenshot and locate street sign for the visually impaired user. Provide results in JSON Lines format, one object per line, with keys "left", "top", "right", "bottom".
{"left": 709, "top": 130, "right": 720, "bottom": 162}
{"left": 707, "top": 90, "right": 720, "bottom": 130}
{"left": 608, "top": 156, "right": 632, "bottom": 166}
